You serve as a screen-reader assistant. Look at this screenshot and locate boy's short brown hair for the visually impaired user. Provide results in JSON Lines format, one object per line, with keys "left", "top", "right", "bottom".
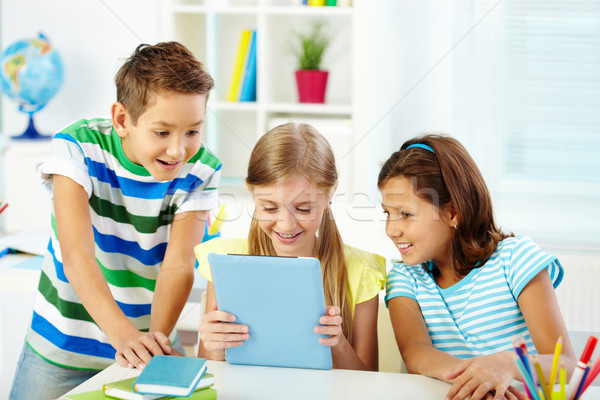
{"left": 115, "top": 41, "right": 214, "bottom": 124}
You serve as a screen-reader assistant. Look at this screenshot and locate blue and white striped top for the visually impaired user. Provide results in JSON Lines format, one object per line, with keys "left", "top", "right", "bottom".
{"left": 385, "top": 236, "right": 563, "bottom": 359}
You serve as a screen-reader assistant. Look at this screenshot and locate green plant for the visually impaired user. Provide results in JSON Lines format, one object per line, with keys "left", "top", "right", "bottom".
{"left": 290, "top": 20, "right": 331, "bottom": 70}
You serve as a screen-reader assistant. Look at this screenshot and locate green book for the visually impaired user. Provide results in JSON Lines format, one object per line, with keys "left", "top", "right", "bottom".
{"left": 103, "top": 373, "right": 214, "bottom": 400}
{"left": 64, "top": 385, "right": 216, "bottom": 400}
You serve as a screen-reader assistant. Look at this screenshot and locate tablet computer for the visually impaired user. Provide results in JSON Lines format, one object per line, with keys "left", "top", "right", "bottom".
{"left": 207, "top": 252, "right": 333, "bottom": 370}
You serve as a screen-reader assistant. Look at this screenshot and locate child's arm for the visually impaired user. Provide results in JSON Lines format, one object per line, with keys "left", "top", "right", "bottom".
{"left": 390, "top": 295, "right": 528, "bottom": 400}
{"left": 149, "top": 210, "right": 206, "bottom": 338}
{"left": 317, "top": 296, "right": 379, "bottom": 371}
{"left": 388, "top": 295, "right": 464, "bottom": 378}
{"left": 197, "top": 282, "right": 249, "bottom": 360}
{"left": 518, "top": 268, "right": 576, "bottom": 372}
{"left": 54, "top": 175, "right": 170, "bottom": 369}
{"left": 444, "top": 269, "right": 576, "bottom": 400}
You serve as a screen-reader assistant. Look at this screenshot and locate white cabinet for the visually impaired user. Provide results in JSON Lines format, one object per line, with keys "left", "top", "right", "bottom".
{"left": 1, "top": 140, "right": 52, "bottom": 234}
{"left": 158, "top": 0, "right": 397, "bottom": 197}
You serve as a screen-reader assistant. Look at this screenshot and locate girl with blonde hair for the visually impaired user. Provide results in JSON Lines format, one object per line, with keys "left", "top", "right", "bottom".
{"left": 195, "top": 123, "right": 386, "bottom": 370}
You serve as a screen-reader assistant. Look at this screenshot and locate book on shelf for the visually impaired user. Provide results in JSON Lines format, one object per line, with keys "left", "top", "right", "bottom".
{"left": 239, "top": 30, "right": 257, "bottom": 102}
{"left": 103, "top": 373, "right": 214, "bottom": 400}
{"left": 132, "top": 356, "right": 208, "bottom": 397}
{"left": 226, "top": 29, "right": 252, "bottom": 102}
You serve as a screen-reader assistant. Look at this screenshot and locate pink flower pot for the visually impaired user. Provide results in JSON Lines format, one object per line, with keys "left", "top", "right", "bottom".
{"left": 295, "top": 70, "right": 329, "bottom": 103}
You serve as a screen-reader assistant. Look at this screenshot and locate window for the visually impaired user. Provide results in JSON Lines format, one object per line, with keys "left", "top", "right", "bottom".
{"left": 453, "top": 0, "right": 600, "bottom": 247}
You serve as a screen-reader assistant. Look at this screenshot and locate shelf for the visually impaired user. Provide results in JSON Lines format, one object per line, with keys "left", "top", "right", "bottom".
{"left": 159, "top": 0, "right": 368, "bottom": 193}
{"left": 173, "top": 5, "right": 258, "bottom": 15}
{"left": 264, "top": 6, "right": 354, "bottom": 16}
{"left": 172, "top": 4, "right": 354, "bottom": 16}
{"left": 210, "top": 101, "right": 259, "bottom": 112}
{"left": 263, "top": 102, "right": 352, "bottom": 115}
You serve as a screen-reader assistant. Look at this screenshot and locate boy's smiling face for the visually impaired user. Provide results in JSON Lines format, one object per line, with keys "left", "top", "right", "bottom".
{"left": 113, "top": 90, "right": 207, "bottom": 181}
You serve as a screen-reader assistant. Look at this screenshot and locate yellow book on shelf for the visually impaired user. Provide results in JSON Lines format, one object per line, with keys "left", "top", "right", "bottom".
{"left": 227, "top": 29, "right": 252, "bottom": 102}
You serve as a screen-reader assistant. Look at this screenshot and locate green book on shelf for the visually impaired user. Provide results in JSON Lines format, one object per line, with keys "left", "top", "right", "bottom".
{"left": 103, "top": 373, "right": 214, "bottom": 400}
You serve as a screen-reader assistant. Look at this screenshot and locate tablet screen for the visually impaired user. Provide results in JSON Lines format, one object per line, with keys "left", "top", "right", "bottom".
{"left": 207, "top": 253, "right": 333, "bottom": 370}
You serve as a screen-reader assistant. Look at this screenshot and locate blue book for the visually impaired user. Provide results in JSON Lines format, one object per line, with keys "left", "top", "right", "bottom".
{"left": 133, "top": 356, "right": 207, "bottom": 397}
{"left": 239, "top": 30, "right": 257, "bottom": 102}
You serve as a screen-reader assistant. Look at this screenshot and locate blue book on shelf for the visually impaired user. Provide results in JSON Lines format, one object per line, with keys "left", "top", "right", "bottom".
{"left": 239, "top": 30, "right": 257, "bottom": 102}
{"left": 133, "top": 356, "right": 207, "bottom": 397}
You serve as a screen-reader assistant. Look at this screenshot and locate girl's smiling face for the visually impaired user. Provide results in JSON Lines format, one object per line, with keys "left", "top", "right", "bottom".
{"left": 252, "top": 175, "right": 330, "bottom": 258}
{"left": 380, "top": 176, "right": 456, "bottom": 270}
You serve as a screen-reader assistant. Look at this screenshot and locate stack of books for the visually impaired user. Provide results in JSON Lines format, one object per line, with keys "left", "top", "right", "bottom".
{"left": 227, "top": 29, "right": 257, "bottom": 102}
{"left": 65, "top": 357, "right": 216, "bottom": 400}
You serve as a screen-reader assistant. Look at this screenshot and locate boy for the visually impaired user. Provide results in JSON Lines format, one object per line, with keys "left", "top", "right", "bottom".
{"left": 9, "top": 42, "right": 221, "bottom": 400}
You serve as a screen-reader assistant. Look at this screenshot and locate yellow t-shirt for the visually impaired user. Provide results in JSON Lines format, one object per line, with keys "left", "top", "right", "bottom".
{"left": 194, "top": 237, "right": 387, "bottom": 317}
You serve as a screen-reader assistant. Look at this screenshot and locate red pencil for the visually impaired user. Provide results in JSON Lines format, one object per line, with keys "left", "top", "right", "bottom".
{"left": 0, "top": 203, "right": 8, "bottom": 214}
{"left": 580, "top": 355, "right": 600, "bottom": 396}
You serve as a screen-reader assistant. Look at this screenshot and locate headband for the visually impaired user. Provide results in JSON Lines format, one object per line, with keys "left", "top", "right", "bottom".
{"left": 406, "top": 143, "right": 435, "bottom": 153}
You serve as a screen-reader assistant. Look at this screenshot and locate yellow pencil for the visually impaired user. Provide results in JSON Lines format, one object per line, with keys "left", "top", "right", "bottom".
{"left": 533, "top": 355, "right": 551, "bottom": 400}
{"left": 208, "top": 204, "right": 226, "bottom": 235}
{"left": 559, "top": 362, "right": 566, "bottom": 400}
{"left": 548, "top": 336, "right": 563, "bottom": 394}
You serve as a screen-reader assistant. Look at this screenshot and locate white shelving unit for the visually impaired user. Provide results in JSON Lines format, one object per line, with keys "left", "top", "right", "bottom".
{"left": 158, "top": 0, "right": 397, "bottom": 197}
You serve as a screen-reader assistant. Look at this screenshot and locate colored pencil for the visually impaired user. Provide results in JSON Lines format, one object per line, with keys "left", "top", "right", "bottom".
{"left": 208, "top": 204, "right": 226, "bottom": 235}
{"left": 0, "top": 203, "right": 8, "bottom": 214}
{"left": 567, "top": 336, "right": 597, "bottom": 400}
{"left": 560, "top": 362, "right": 567, "bottom": 400}
{"left": 548, "top": 336, "right": 563, "bottom": 394}
{"left": 573, "top": 365, "right": 590, "bottom": 400}
{"left": 580, "top": 355, "right": 600, "bottom": 396}
{"left": 533, "top": 355, "right": 551, "bottom": 400}
{"left": 515, "top": 354, "right": 541, "bottom": 400}
{"left": 515, "top": 345, "right": 534, "bottom": 399}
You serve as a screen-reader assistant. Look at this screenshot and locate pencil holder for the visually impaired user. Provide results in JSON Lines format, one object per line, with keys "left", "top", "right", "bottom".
{"left": 550, "top": 390, "right": 564, "bottom": 400}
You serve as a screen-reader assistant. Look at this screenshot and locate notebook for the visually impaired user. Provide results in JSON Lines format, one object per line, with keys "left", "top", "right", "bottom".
{"left": 207, "top": 252, "right": 333, "bottom": 370}
{"left": 132, "top": 356, "right": 207, "bottom": 397}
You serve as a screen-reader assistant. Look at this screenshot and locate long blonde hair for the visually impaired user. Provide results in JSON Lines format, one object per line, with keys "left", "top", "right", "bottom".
{"left": 246, "top": 123, "right": 353, "bottom": 341}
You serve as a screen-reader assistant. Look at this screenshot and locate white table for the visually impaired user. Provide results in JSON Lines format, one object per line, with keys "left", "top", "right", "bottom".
{"left": 62, "top": 360, "right": 600, "bottom": 400}
{"left": 62, "top": 361, "right": 451, "bottom": 400}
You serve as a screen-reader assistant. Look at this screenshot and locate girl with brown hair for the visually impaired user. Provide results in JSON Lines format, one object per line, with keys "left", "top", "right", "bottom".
{"left": 381, "top": 134, "right": 575, "bottom": 400}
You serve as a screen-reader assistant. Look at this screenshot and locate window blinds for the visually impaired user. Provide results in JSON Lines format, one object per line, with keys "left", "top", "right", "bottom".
{"left": 453, "top": 0, "right": 600, "bottom": 186}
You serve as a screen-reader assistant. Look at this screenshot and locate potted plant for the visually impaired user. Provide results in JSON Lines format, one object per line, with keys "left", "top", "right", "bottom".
{"left": 290, "top": 20, "right": 331, "bottom": 103}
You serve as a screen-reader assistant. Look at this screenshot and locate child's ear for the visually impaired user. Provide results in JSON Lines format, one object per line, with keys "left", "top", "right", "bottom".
{"left": 111, "top": 102, "right": 128, "bottom": 138}
{"left": 447, "top": 204, "right": 459, "bottom": 228}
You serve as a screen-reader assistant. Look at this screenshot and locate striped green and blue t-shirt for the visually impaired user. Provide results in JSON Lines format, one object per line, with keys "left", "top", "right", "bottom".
{"left": 26, "top": 118, "right": 222, "bottom": 369}
{"left": 385, "top": 236, "right": 563, "bottom": 358}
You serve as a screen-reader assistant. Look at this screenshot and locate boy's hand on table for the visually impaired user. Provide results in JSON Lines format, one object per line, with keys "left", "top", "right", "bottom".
{"left": 114, "top": 330, "right": 175, "bottom": 369}
{"left": 443, "top": 352, "right": 527, "bottom": 400}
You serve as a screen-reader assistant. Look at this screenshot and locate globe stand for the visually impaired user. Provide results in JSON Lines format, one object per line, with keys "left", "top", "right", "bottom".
{"left": 12, "top": 110, "right": 51, "bottom": 140}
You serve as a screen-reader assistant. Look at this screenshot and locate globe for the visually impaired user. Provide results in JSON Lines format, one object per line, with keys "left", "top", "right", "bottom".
{"left": 0, "top": 33, "right": 64, "bottom": 139}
